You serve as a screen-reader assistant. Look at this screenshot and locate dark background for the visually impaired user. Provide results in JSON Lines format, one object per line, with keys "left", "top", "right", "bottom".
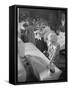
{"left": 19, "top": 8, "right": 65, "bottom": 31}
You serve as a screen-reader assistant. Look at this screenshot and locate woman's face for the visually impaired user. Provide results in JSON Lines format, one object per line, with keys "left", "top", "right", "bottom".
{"left": 18, "top": 21, "right": 29, "bottom": 38}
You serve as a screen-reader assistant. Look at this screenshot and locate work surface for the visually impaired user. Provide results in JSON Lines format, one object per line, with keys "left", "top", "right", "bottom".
{"left": 24, "top": 43, "right": 62, "bottom": 81}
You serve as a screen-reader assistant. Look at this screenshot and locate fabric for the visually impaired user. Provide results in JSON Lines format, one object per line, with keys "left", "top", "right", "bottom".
{"left": 18, "top": 39, "right": 25, "bottom": 57}
{"left": 36, "top": 38, "right": 48, "bottom": 52}
{"left": 18, "top": 55, "right": 26, "bottom": 82}
{"left": 26, "top": 26, "right": 36, "bottom": 45}
{"left": 48, "top": 43, "right": 60, "bottom": 62}
{"left": 57, "top": 32, "right": 65, "bottom": 50}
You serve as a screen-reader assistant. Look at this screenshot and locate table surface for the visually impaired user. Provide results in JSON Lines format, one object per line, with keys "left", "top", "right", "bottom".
{"left": 24, "top": 43, "right": 62, "bottom": 81}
